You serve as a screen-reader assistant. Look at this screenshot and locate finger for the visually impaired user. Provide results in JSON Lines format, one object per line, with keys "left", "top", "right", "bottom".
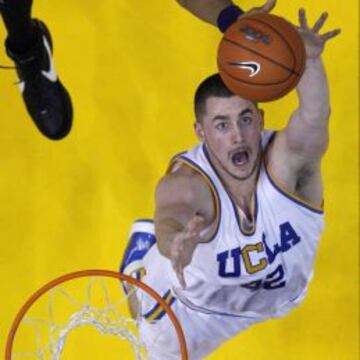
{"left": 170, "top": 237, "right": 184, "bottom": 268}
{"left": 319, "top": 29, "right": 341, "bottom": 41}
{"left": 177, "top": 268, "right": 187, "bottom": 289}
{"left": 260, "top": 0, "right": 276, "bottom": 13}
{"left": 171, "top": 259, "right": 180, "bottom": 278}
{"left": 294, "top": 25, "right": 304, "bottom": 33}
{"left": 186, "top": 215, "right": 205, "bottom": 234}
{"left": 172, "top": 259, "right": 186, "bottom": 288}
{"left": 171, "top": 255, "right": 181, "bottom": 277}
{"left": 171, "top": 236, "right": 183, "bottom": 254}
{"left": 312, "top": 12, "right": 328, "bottom": 33}
{"left": 170, "top": 234, "right": 187, "bottom": 265}
{"left": 298, "top": 8, "right": 308, "bottom": 29}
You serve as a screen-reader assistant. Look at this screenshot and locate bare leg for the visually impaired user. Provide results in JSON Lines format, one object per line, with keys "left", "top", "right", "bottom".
{"left": 127, "top": 287, "right": 140, "bottom": 319}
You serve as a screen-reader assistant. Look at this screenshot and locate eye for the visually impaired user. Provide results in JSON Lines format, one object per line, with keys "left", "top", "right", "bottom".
{"left": 241, "top": 116, "right": 252, "bottom": 125}
{"left": 215, "top": 122, "right": 229, "bottom": 131}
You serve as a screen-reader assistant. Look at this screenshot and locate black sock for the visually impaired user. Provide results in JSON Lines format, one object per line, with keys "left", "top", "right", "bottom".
{"left": 0, "top": 0, "right": 35, "bottom": 53}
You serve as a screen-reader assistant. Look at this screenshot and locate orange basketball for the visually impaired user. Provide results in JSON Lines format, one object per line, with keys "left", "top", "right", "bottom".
{"left": 217, "top": 13, "right": 306, "bottom": 102}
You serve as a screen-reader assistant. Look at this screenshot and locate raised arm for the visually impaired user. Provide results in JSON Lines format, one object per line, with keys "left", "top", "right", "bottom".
{"left": 154, "top": 168, "right": 214, "bottom": 287}
{"left": 175, "top": 0, "right": 276, "bottom": 28}
{"left": 285, "top": 10, "right": 340, "bottom": 152}
{"left": 269, "top": 9, "right": 340, "bottom": 205}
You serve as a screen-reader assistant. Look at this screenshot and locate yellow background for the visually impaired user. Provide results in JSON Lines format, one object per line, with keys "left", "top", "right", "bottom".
{"left": 0, "top": 0, "right": 358, "bottom": 359}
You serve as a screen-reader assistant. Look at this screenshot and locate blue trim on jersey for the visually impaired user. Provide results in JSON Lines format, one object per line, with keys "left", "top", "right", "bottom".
{"left": 178, "top": 154, "right": 222, "bottom": 243}
{"left": 143, "top": 289, "right": 177, "bottom": 321}
{"left": 265, "top": 166, "right": 324, "bottom": 214}
{"left": 229, "top": 192, "right": 258, "bottom": 237}
{"left": 169, "top": 151, "right": 187, "bottom": 167}
{"left": 267, "top": 131, "right": 277, "bottom": 144}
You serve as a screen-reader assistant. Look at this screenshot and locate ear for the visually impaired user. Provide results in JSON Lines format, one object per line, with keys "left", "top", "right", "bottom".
{"left": 194, "top": 121, "right": 205, "bottom": 142}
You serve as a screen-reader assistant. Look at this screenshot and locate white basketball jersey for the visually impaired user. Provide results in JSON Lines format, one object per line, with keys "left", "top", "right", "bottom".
{"left": 165, "top": 130, "right": 325, "bottom": 321}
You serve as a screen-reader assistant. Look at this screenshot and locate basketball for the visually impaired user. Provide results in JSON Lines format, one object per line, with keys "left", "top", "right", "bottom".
{"left": 217, "top": 13, "right": 306, "bottom": 102}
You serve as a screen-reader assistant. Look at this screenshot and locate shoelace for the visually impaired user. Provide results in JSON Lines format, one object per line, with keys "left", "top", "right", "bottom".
{"left": 0, "top": 64, "right": 20, "bottom": 85}
{"left": 0, "top": 64, "right": 15, "bottom": 69}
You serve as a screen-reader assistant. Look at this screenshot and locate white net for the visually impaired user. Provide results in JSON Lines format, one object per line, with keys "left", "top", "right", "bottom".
{"left": 10, "top": 276, "right": 148, "bottom": 359}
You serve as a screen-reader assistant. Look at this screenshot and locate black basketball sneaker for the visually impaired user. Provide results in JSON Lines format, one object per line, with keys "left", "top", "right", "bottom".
{"left": 5, "top": 19, "right": 73, "bottom": 140}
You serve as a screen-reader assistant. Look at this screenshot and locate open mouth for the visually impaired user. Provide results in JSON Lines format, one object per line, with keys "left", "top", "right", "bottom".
{"left": 231, "top": 149, "right": 250, "bottom": 167}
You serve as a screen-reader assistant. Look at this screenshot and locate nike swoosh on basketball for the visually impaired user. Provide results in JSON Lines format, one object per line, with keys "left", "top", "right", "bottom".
{"left": 228, "top": 61, "right": 261, "bottom": 77}
{"left": 41, "top": 37, "right": 58, "bottom": 82}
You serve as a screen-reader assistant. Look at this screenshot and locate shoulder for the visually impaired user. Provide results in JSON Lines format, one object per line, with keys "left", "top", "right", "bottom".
{"left": 156, "top": 164, "right": 212, "bottom": 206}
{"left": 155, "top": 165, "right": 214, "bottom": 219}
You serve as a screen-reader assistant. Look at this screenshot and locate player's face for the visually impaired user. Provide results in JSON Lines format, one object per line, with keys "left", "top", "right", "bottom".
{"left": 196, "top": 96, "right": 263, "bottom": 181}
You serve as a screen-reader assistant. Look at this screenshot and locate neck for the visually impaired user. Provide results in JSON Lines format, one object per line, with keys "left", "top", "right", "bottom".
{"left": 206, "top": 148, "right": 261, "bottom": 209}
{"left": 221, "top": 167, "right": 258, "bottom": 208}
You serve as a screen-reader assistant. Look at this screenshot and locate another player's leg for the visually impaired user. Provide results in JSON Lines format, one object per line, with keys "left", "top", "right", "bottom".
{"left": 0, "top": 0, "right": 72, "bottom": 140}
{"left": 119, "top": 219, "right": 156, "bottom": 318}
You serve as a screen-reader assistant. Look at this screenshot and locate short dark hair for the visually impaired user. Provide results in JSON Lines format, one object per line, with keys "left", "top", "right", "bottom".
{"left": 194, "top": 74, "right": 234, "bottom": 123}
{"left": 194, "top": 74, "right": 257, "bottom": 123}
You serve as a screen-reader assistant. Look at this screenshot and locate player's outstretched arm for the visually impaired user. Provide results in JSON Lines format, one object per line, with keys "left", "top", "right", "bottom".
{"left": 175, "top": 0, "right": 276, "bottom": 27}
{"left": 293, "top": 9, "right": 340, "bottom": 133}
{"left": 270, "top": 10, "right": 340, "bottom": 182}
{"left": 154, "top": 171, "right": 212, "bottom": 287}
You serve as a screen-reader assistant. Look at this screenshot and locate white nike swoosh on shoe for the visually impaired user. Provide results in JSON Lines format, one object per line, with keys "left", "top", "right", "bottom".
{"left": 41, "top": 36, "right": 58, "bottom": 82}
{"left": 18, "top": 81, "right": 25, "bottom": 93}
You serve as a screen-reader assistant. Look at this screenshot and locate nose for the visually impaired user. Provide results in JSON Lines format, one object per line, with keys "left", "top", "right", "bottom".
{"left": 231, "top": 126, "right": 244, "bottom": 144}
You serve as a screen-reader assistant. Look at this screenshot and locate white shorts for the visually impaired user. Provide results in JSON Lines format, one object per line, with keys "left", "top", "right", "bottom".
{"left": 138, "top": 246, "right": 262, "bottom": 360}
{"left": 139, "top": 295, "right": 260, "bottom": 360}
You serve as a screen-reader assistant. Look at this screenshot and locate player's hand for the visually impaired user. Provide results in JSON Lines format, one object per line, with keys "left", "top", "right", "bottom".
{"left": 246, "top": 0, "right": 276, "bottom": 17}
{"left": 170, "top": 215, "right": 205, "bottom": 289}
{"left": 297, "top": 9, "right": 341, "bottom": 59}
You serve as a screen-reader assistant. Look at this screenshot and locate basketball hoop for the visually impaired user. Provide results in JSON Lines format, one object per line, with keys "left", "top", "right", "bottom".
{"left": 6, "top": 269, "right": 188, "bottom": 360}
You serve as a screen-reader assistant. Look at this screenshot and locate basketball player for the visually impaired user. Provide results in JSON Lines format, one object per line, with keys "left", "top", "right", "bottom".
{"left": 120, "top": 6, "right": 340, "bottom": 360}
{"left": 0, "top": 0, "right": 72, "bottom": 140}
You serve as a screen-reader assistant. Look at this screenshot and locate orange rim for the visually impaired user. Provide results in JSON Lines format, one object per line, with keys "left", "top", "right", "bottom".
{"left": 5, "top": 269, "right": 188, "bottom": 360}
